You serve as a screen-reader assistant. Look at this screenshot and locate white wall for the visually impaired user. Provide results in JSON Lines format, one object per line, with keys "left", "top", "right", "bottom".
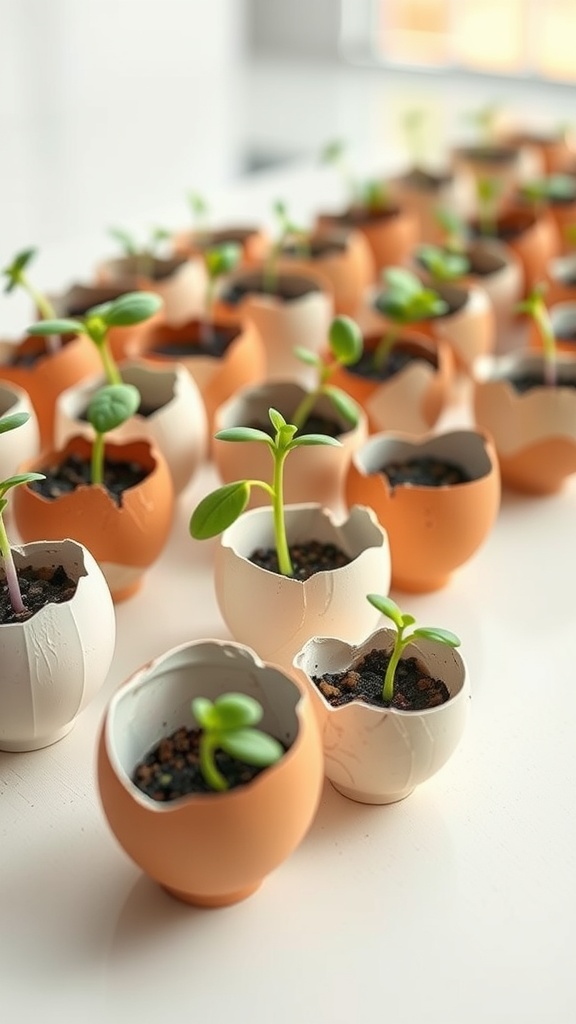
{"left": 247, "top": 0, "right": 342, "bottom": 58}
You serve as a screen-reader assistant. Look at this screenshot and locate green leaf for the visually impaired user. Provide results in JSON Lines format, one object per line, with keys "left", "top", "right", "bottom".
{"left": 320, "top": 139, "right": 345, "bottom": 164}
{"left": 220, "top": 728, "right": 283, "bottom": 767}
{"left": 204, "top": 242, "right": 241, "bottom": 280}
{"left": 366, "top": 593, "right": 404, "bottom": 628}
{"left": 412, "top": 626, "right": 461, "bottom": 647}
{"left": 0, "top": 472, "right": 45, "bottom": 497}
{"left": 96, "top": 292, "right": 163, "bottom": 327}
{"left": 189, "top": 481, "right": 250, "bottom": 540}
{"left": 324, "top": 385, "right": 359, "bottom": 426}
{"left": 188, "top": 191, "right": 208, "bottom": 217}
{"left": 28, "top": 318, "right": 84, "bottom": 336}
{"left": 268, "top": 408, "right": 287, "bottom": 433}
{"left": 3, "top": 247, "right": 37, "bottom": 291}
{"left": 214, "top": 426, "right": 272, "bottom": 444}
{"left": 0, "top": 411, "right": 30, "bottom": 434}
{"left": 400, "top": 613, "right": 416, "bottom": 627}
{"left": 293, "top": 346, "right": 322, "bottom": 367}
{"left": 191, "top": 697, "right": 216, "bottom": 728}
{"left": 86, "top": 383, "right": 140, "bottom": 434}
{"left": 109, "top": 227, "right": 139, "bottom": 255}
{"left": 328, "top": 315, "right": 363, "bottom": 365}
{"left": 289, "top": 433, "right": 342, "bottom": 448}
{"left": 212, "top": 693, "right": 262, "bottom": 730}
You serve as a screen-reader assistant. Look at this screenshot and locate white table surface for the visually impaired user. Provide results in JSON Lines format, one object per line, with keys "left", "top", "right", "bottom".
{"left": 2, "top": 51, "right": 576, "bottom": 1024}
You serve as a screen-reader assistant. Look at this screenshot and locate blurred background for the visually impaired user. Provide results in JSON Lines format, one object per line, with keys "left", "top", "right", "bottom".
{"left": 1, "top": 0, "right": 575, "bottom": 287}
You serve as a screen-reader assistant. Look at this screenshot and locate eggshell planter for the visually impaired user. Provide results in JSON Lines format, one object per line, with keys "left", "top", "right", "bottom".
{"left": 328, "top": 330, "right": 454, "bottom": 435}
{"left": 293, "top": 627, "right": 469, "bottom": 804}
{"left": 345, "top": 429, "right": 500, "bottom": 592}
{"left": 317, "top": 204, "right": 418, "bottom": 273}
{"left": 48, "top": 282, "right": 160, "bottom": 361}
{"left": 473, "top": 350, "right": 576, "bottom": 494}
{"left": 0, "top": 382, "right": 39, "bottom": 486}
{"left": 213, "top": 268, "right": 334, "bottom": 389}
{"left": 173, "top": 224, "right": 268, "bottom": 267}
{"left": 97, "top": 253, "right": 206, "bottom": 326}
{"left": 213, "top": 503, "right": 391, "bottom": 669}
{"left": 0, "top": 539, "right": 115, "bottom": 752}
{"left": 12, "top": 435, "right": 174, "bottom": 602}
{"left": 277, "top": 226, "right": 376, "bottom": 317}
{"left": 390, "top": 167, "right": 473, "bottom": 243}
{"left": 470, "top": 207, "right": 560, "bottom": 297}
{"left": 0, "top": 333, "right": 102, "bottom": 447}
{"left": 54, "top": 361, "right": 207, "bottom": 495}
{"left": 97, "top": 639, "right": 324, "bottom": 907}
{"left": 127, "top": 315, "right": 265, "bottom": 434}
{"left": 212, "top": 381, "right": 367, "bottom": 510}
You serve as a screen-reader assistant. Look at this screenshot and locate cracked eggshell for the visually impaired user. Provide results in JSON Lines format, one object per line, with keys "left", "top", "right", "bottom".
{"left": 0, "top": 539, "right": 115, "bottom": 751}
{"left": 293, "top": 627, "right": 469, "bottom": 804}
{"left": 213, "top": 503, "right": 391, "bottom": 670}
{"left": 0, "top": 382, "right": 39, "bottom": 486}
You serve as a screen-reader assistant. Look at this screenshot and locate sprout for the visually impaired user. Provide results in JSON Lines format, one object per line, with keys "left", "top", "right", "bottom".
{"left": 2, "top": 247, "right": 56, "bottom": 321}
{"left": 466, "top": 101, "right": 502, "bottom": 146}
{"left": 0, "top": 413, "right": 45, "bottom": 614}
{"left": 476, "top": 177, "right": 503, "bottom": 238}
{"left": 263, "top": 199, "right": 306, "bottom": 294}
{"left": 520, "top": 175, "right": 576, "bottom": 208}
{"left": 320, "top": 139, "right": 389, "bottom": 212}
{"left": 417, "top": 244, "right": 470, "bottom": 283}
{"left": 435, "top": 207, "right": 468, "bottom": 253}
{"left": 191, "top": 692, "right": 284, "bottom": 792}
{"left": 27, "top": 292, "right": 162, "bottom": 386}
{"left": 401, "top": 108, "right": 428, "bottom": 171}
{"left": 190, "top": 408, "right": 341, "bottom": 577}
{"left": 292, "top": 315, "right": 362, "bottom": 430}
{"left": 516, "top": 283, "right": 556, "bottom": 387}
{"left": 373, "top": 268, "right": 448, "bottom": 370}
{"left": 367, "top": 594, "right": 460, "bottom": 703}
{"left": 203, "top": 241, "right": 241, "bottom": 329}
{"left": 109, "top": 226, "right": 171, "bottom": 278}
{"left": 86, "top": 383, "right": 141, "bottom": 485}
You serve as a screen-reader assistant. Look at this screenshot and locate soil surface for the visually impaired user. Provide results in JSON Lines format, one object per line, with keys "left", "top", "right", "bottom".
{"left": 0, "top": 564, "right": 77, "bottom": 625}
{"left": 457, "top": 145, "right": 518, "bottom": 165}
{"left": 250, "top": 539, "right": 351, "bottom": 580}
{"left": 248, "top": 412, "right": 343, "bottom": 439}
{"left": 348, "top": 346, "right": 436, "bottom": 383}
{"left": 314, "top": 646, "right": 450, "bottom": 711}
{"left": 150, "top": 323, "right": 240, "bottom": 359}
{"left": 336, "top": 204, "right": 401, "bottom": 227}
{"left": 509, "top": 373, "right": 576, "bottom": 393}
{"left": 402, "top": 168, "right": 452, "bottom": 191}
{"left": 280, "top": 237, "right": 346, "bottom": 259}
{"left": 132, "top": 726, "right": 278, "bottom": 802}
{"left": 380, "top": 456, "right": 471, "bottom": 488}
{"left": 29, "top": 453, "right": 149, "bottom": 506}
{"left": 222, "top": 273, "right": 320, "bottom": 305}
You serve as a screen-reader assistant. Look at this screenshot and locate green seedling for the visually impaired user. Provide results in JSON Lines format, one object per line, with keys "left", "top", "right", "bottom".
{"left": 417, "top": 244, "right": 470, "bottom": 283}
{"left": 292, "top": 315, "right": 363, "bottom": 430}
{"left": 3, "top": 248, "right": 60, "bottom": 353}
{"left": 466, "top": 101, "right": 502, "bottom": 146}
{"left": 203, "top": 241, "right": 241, "bottom": 333}
{"left": 86, "top": 383, "right": 141, "bottom": 485}
{"left": 191, "top": 692, "right": 284, "bottom": 792}
{"left": 435, "top": 207, "right": 468, "bottom": 253}
{"left": 262, "top": 200, "right": 305, "bottom": 294}
{"left": 109, "top": 225, "right": 172, "bottom": 279}
{"left": 564, "top": 224, "right": 576, "bottom": 250}
{"left": 373, "top": 267, "right": 448, "bottom": 370}
{"left": 27, "top": 291, "right": 162, "bottom": 386}
{"left": 366, "top": 594, "right": 461, "bottom": 703}
{"left": 401, "top": 108, "right": 427, "bottom": 171}
{"left": 189, "top": 407, "right": 341, "bottom": 577}
{"left": 321, "top": 139, "right": 390, "bottom": 213}
{"left": 476, "top": 177, "right": 503, "bottom": 238}
{"left": 0, "top": 413, "right": 45, "bottom": 614}
{"left": 516, "top": 283, "right": 556, "bottom": 387}
{"left": 520, "top": 175, "right": 576, "bottom": 212}
{"left": 187, "top": 190, "right": 209, "bottom": 242}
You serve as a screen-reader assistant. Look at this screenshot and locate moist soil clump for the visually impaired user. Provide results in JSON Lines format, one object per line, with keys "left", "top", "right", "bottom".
{"left": 222, "top": 273, "right": 319, "bottom": 306}
{"left": 132, "top": 726, "right": 278, "bottom": 802}
{"left": 150, "top": 323, "right": 240, "bottom": 359}
{"left": 314, "top": 647, "right": 450, "bottom": 711}
{"left": 250, "top": 540, "right": 351, "bottom": 580}
{"left": 29, "top": 453, "right": 148, "bottom": 506}
{"left": 0, "top": 564, "right": 77, "bottom": 625}
{"left": 381, "top": 456, "right": 471, "bottom": 488}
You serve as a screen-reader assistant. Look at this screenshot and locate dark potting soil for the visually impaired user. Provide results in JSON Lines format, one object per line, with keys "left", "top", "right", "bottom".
{"left": 348, "top": 346, "right": 436, "bottom": 383}
{"left": 280, "top": 237, "right": 346, "bottom": 259}
{"left": 248, "top": 412, "right": 343, "bottom": 439}
{"left": 313, "top": 647, "right": 450, "bottom": 711}
{"left": 195, "top": 228, "right": 254, "bottom": 249}
{"left": 458, "top": 145, "right": 518, "bottom": 165}
{"left": 150, "top": 323, "right": 240, "bottom": 360}
{"left": 7, "top": 335, "right": 74, "bottom": 368}
{"left": 0, "top": 564, "right": 77, "bottom": 625}
{"left": 509, "top": 373, "right": 576, "bottom": 394}
{"left": 29, "top": 453, "right": 149, "bottom": 506}
{"left": 250, "top": 540, "right": 351, "bottom": 580}
{"left": 402, "top": 168, "right": 452, "bottom": 191}
{"left": 339, "top": 204, "right": 401, "bottom": 227}
{"left": 380, "top": 456, "right": 471, "bottom": 488}
{"left": 222, "top": 273, "right": 320, "bottom": 306}
{"left": 132, "top": 725, "right": 278, "bottom": 802}
{"left": 469, "top": 212, "right": 533, "bottom": 243}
